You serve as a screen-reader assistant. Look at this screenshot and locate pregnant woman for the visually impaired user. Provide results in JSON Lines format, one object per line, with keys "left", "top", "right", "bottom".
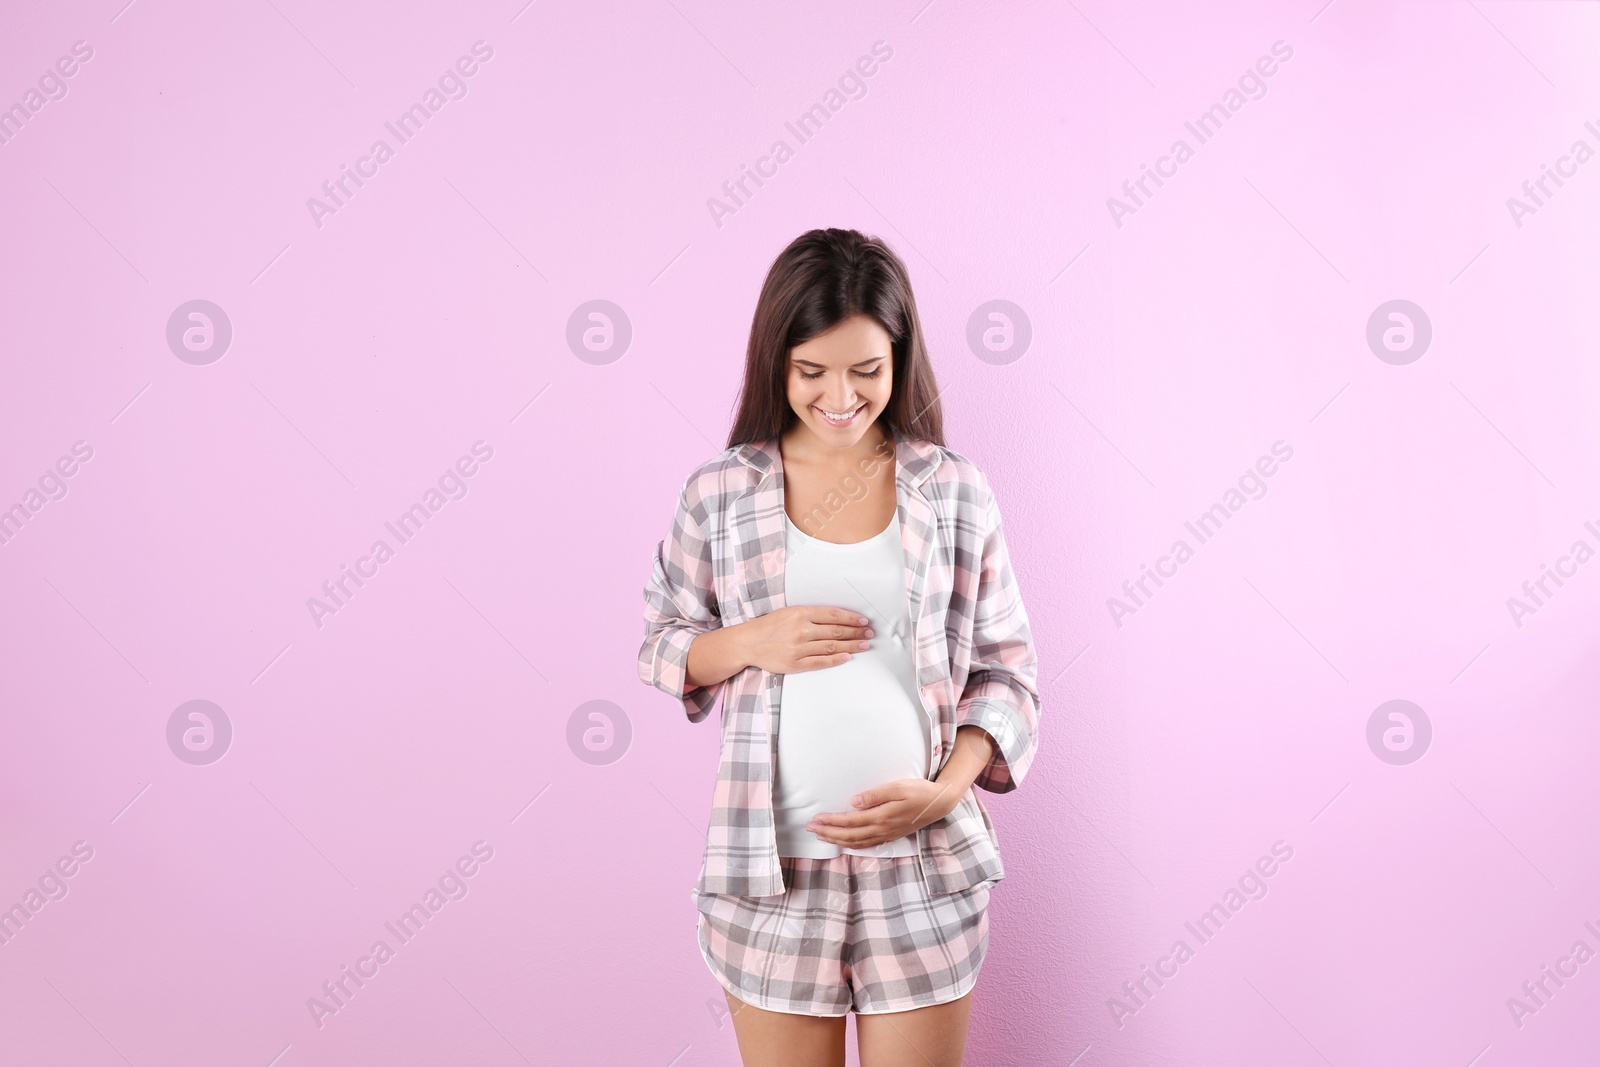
{"left": 637, "top": 228, "right": 1041, "bottom": 1067}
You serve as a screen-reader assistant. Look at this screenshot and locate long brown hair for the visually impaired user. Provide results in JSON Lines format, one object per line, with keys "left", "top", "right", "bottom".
{"left": 726, "top": 228, "right": 945, "bottom": 449}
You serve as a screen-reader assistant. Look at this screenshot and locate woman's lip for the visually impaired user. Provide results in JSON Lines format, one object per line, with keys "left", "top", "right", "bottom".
{"left": 815, "top": 403, "right": 863, "bottom": 424}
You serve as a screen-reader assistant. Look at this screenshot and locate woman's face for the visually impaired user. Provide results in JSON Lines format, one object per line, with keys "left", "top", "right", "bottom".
{"left": 785, "top": 314, "right": 894, "bottom": 447}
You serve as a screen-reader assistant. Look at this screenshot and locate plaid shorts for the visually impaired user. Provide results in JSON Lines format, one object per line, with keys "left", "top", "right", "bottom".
{"left": 692, "top": 854, "right": 992, "bottom": 1016}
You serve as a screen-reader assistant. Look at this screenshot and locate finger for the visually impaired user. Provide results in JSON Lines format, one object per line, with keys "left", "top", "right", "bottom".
{"left": 790, "top": 642, "right": 866, "bottom": 668}
{"left": 810, "top": 636, "right": 872, "bottom": 656}
{"left": 805, "top": 622, "right": 870, "bottom": 642}
{"left": 791, "top": 654, "right": 852, "bottom": 673}
{"left": 812, "top": 812, "right": 876, "bottom": 831}
{"left": 810, "top": 808, "right": 890, "bottom": 829}
{"left": 852, "top": 789, "right": 889, "bottom": 809}
{"left": 814, "top": 607, "right": 872, "bottom": 628}
{"left": 822, "top": 631, "right": 874, "bottom": 649}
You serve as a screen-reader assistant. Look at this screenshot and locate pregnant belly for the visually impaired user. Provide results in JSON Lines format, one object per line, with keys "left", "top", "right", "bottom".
{"left": 773, "top": 657, "right": 931, "bottom": 817}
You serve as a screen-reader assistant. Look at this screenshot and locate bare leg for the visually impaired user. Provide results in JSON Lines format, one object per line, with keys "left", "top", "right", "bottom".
{"left": 855, "top": 991, "right": 973, "bottom": 1067}
{"left": 723, "top": 989, "right": 847, "bottom": 1067}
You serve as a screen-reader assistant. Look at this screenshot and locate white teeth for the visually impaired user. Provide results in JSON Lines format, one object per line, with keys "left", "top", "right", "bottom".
{"left": 820, "top": 406, "right": 860, "bottom": 420}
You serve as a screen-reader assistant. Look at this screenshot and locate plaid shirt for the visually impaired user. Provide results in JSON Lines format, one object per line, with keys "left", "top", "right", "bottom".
{"left": 638, "top": 430, "right": 1041, "bottom": 899}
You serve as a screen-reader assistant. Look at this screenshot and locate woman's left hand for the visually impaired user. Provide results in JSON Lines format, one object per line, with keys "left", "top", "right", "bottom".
{"left": 806, "top": 779, "right": 960, "bottom": 849}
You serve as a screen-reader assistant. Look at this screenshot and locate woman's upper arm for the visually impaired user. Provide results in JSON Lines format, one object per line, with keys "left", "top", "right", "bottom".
{"left": 637, "top": 473, "right": 725, "bottom": 723}
{"left": 954, "top": 471, "right": 1041, "bottom": 792}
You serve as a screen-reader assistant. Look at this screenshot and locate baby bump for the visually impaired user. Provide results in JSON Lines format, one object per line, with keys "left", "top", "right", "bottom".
{"left": 771, "top": 653, "right": 932, "bottom": 854}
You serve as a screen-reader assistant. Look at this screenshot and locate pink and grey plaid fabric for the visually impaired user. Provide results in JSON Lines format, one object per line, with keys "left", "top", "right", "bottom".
{"left": 693, "top": 855, "right": 991, "bottom": 1016}
{"left": 638, "top": 431, "right": 1041, "bottom": 899}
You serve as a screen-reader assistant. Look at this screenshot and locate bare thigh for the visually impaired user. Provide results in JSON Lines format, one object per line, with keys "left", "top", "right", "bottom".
{"left": 723, "top": 990, "right": 847, "bottom": 1067}
{"left": 855, "top": 991, "right": 973, "bottom": 1067}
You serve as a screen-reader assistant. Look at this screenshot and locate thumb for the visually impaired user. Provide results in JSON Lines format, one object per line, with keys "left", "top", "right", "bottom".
{"left": 851, "top": 790, "right": 873, "bottom": 808}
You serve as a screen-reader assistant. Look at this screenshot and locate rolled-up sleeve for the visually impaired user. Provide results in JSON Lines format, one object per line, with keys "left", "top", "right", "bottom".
{"left": 955, "top": 476, "right": 1041, "bottom": 793}
{"left": 637, "top": 474, "right": 724, "bottom": 723}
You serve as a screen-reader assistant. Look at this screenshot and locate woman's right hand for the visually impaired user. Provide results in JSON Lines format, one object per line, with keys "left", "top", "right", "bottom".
{"left": 741, "top": 606, "right": 874, "bottom": 675}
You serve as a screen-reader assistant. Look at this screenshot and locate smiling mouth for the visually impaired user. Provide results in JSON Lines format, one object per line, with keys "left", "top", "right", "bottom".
{"left": 815, "top": 403, "right": 864, "bottom": 427}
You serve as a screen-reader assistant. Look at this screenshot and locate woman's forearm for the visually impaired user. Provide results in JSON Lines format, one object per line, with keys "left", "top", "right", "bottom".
{"left": 931, "top": 725, "right": 996, "bottom": 813}
{"left": 685, "top": 623, "right": 752, "bottom": 690}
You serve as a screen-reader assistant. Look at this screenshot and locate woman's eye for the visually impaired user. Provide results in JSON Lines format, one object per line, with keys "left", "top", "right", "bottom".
{"left": 798, "top": 368, "right": 882, "bottom": 380}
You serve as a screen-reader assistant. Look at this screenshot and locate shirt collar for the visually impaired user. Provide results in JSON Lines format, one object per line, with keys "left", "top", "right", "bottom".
{"left": 732, "top": 429, "right": 942, "bottom": 487}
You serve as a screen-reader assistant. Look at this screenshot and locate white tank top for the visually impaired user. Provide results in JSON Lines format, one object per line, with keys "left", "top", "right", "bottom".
{"left": 772, "top": 510, "right": 932, "bottom": 859}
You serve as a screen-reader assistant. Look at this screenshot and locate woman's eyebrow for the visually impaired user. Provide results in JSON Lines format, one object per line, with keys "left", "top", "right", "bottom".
{"left": 791, "top": 355, "right": 887, "bottom": 368}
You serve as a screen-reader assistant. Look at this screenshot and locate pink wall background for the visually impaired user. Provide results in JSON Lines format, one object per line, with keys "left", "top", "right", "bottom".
{"left": 2, "top": 0, "right": 1598, "bottom": 1063}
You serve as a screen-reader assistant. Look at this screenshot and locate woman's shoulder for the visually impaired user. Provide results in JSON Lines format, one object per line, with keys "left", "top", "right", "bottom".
{"left": 918, "top": 442, "right": 994, "bottom": 498}
{"left": 675, "top": 441, "right": 769, "bottom": 512}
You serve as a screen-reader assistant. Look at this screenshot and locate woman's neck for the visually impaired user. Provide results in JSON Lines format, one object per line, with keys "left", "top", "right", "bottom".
{"left": 781, "top": 421, "right": 893, "bottom": 472}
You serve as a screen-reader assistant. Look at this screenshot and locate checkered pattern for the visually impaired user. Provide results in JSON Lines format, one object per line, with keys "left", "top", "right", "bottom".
{"left": 638, "top": 430, "right": 1041, "bottom": 899}
{"left": 693, "top": 854, "right": 991, "bottom": 1016}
